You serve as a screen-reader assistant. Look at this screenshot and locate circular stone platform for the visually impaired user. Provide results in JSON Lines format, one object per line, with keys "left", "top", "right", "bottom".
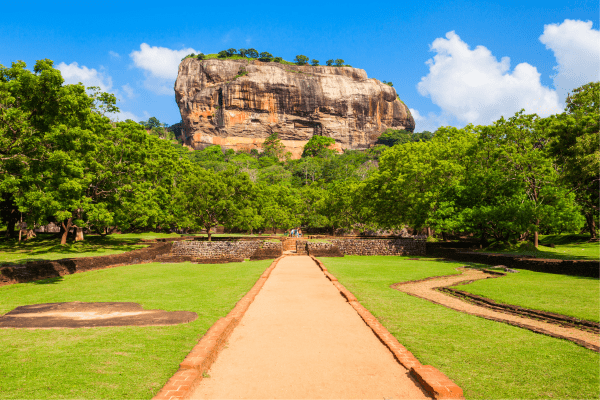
{"left": 0, "top": 302, "right": 197, "bottom": 328}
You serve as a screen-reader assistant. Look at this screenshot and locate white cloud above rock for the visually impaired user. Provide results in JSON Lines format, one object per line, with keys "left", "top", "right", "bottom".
{"left": 539, "top": 19, "right": 600, "bottom": 101}
{"left": 130, "top": 43, "right": 198, "bottom": 95}
{"left": 57, "top": 62, "right": 113, "bottom": 92}
{"left": 416, "top": 31, "right": 562, "bottom": 127}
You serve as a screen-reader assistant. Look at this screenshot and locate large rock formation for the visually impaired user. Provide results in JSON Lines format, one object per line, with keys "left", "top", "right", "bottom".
{"left": 174, "top": 58, "right": 414, "bottom": 158}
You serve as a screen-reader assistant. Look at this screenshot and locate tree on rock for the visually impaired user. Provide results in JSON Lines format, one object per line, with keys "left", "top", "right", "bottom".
{"left": 246, "top": 48, "right": 259, "bottom": 58}
{"left": 259, "top": 52, "right": 273, "bottom": 62}
{"left": 326, "top": 59, "right": 334, "bottom": 66}
{"left": 294, "top": 55, "right": 309, "bottom": 65}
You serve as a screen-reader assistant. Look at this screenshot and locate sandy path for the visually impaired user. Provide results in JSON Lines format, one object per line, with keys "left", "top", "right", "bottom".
{"left": 392, "top": 269, "right": 599, "bottom": 351}
{"left": 190, "top": 256, "right": 429, "bottom": 399}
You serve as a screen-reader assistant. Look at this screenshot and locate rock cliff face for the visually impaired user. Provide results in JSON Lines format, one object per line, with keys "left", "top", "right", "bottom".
{"left": 174, "top": 58, "right": 414, "bottom": 158}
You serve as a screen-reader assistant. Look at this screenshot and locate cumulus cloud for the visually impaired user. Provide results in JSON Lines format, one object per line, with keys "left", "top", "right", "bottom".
{"left": 540, "top": 19, "right": 600, "bottom": 100}
{"left": 130, "top": 43, "right": 199, "bottom": 95}
{"left": 417, "top": 31, "right": 562, "bottom": 126}
{"left": 410, "top": 108, "right": 454, "bottom": 133}
{"left": 57, "top": 62, "right": 113, "bottom": 92}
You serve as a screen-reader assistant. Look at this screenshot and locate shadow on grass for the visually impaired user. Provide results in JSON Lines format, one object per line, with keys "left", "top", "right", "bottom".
{"left": 33, "top": 276, "right": 64, "bottom": 285}
{"left": 0, "top": 233, "right": 144, "bottom": 263}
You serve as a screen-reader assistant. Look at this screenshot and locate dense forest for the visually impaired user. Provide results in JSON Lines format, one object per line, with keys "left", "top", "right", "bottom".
{"left": 1, "top": 59, "right": 598, "bottom": 245}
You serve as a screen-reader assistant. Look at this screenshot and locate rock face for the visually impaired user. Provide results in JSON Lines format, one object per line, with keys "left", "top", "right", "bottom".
{"left": 174, "top": 58, "right": 414, "bottom": 158}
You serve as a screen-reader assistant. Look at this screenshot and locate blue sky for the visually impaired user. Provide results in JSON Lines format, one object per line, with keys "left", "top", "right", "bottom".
{"left": 1, "top": 0, "right": 598, "bottom": 131}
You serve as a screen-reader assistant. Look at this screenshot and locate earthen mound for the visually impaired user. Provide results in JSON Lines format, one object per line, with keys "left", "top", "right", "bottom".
{"left": 0, "top": 302, "right": 197, "bottom": 328}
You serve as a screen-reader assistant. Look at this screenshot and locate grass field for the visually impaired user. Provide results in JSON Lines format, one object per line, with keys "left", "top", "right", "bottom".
{"left": 454, "top": 268, "right": 599, "bottom": 322}
{"left": 0, "top": 259, "right": 272, "bottom": 399}
{"left": 322, "top": 255, "right": 599, "bottom": 399}
{"left": 0, "top": 234, "right": 147, "bottom": 265}
{"left": 480, "top": 234, "right": 599, "bottom": 260}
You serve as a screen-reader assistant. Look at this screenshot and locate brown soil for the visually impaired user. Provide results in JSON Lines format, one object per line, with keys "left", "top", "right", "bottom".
{"left": 0, "top": 302, "right": 197, "bottom": 328}
{"left": 190, "top": 255, "right": 429, "bottom": 399}
{"left": 392, "top": 269, "right": 599, "bottom": 352}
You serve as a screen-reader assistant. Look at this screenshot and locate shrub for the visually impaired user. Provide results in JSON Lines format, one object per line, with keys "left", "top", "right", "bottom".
{"left": 259, "top": 52, "right": 273, "bottom": 62}
{"left": 294, "top": 55, "right": 309, "bottom": 65}
{"left": 334, "top": 59, "right": 345, "bottom": 66}
{"left": 326, "top": 59, "right": 334, "bottom": 66}
{"left": 218, "top": 50, "right": 228, "bottom": 58}
{"left": 273, "top": 57, "right": 283, "bottom": 63}
{"left": 311, "top": 59, "right": 319, "bottom": 66}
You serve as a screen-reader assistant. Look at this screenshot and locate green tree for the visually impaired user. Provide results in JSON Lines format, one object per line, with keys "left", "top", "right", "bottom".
{"left": 259, "top": 52, "right": 273, "bottom": 62}
{"left": 226, "top": 48, "right": 237, "bottom": 56}
{"left": 174, "top": 168, "right": 256, "bottom": 240}
{"left": 326, "top": 59, "right": 334, "bottom": 66}
{"left": 273, "top": 57, "right": 283, "bottom": 63}
{"left": 262, "top": 132, "right": 285, "bottom": 160}
{"left": 334, "top": 59, "right": 345, "bottom": 66}
{"left": 218, "top": 50, "right": 228, "bottom": 58}
{"left": 547, "top": 82, "right": 599, "bottom": 238}
{"left": 246, "top": 48, "right": 259, "bottom": 58}
{"left": 294, "top": 55, "right": 309, "bottom": 66}
{"left": 256, "top": 184, "right": 300, "bottom": 234}
{"left": 311, "top": 59, "right": 319, "bottom": 66}
{"left": 302, "top": 135, "right": 336, "bottom": 157}
{"left": 238, "top": 49, "right": 247, "bottom": 57}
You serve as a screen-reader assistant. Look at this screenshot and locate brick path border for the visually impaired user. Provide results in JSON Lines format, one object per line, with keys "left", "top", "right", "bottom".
{"left": 310, "top": 255, "right": 464, "bottom": 400}
{"left": 152, "top": 256, "right": 283, "bottom": 400}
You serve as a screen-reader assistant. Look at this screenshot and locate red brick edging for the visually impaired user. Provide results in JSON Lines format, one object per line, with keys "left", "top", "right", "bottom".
{"left": 152, "top": 256, "right": 283, "bottom": 400}
{"left": 309, "top": 255, "right": 464, "bottom": 400}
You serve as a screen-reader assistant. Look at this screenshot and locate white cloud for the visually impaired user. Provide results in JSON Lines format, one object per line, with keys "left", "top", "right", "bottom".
{"left": 539, "top": 19, "right": 600, "bottom": 101}
{"left": 130, "top": 43, "right": 198, "bottom": 95}
{"left": 57, "top": 62, "right": 113, "bottom": 92}
{"left": 121, "top": 83, "right": 135, "bottom": 99}
{"left": 417, "top": 31, "right": 562, "bottom": 126}
{"left": 108, "top": 110, "right": 142, "bottom": 123}
{"left": 109, "top": 51, "right": 121, "bottom": 59}
{"left": 410, "top": 108, "right": 453, "bottom": 132}
{"left": 130, "top": 43, "right": 198, "bottom": 80}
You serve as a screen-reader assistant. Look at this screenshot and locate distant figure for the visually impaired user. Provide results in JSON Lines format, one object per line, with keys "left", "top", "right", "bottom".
{"left": 298, "top": 228, "right": 303, "bottom": 237}
{"left": 290, "top": 228, "right": 296, "bottom": 237}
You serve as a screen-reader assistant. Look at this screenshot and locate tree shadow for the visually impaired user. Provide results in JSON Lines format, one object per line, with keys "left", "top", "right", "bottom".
{"left": 33, "top": 276, "right": 64, "bottom": 285}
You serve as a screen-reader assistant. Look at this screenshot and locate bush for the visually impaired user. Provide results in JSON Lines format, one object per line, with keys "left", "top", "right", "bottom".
{"left": 311, "top": 59, "right": 319, "bottom": 66}
{"left": 218, "top": 50, "right": 228, "bottom": 58}
{"left": 273, "top": 57, "right": 283, "bottom": 63}
{"left": 294, "top": 55, "right": 309, "bottom": 65}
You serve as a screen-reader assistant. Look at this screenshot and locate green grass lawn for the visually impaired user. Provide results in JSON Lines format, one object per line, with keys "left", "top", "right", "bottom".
{"left": 479, "top": 234, "right": 600, "bottom": 260}
{"left": 454, "top": 268, "right": 599, "bottom": 322}
{"left": 0, "top": 234, "right": 147, "bottom": 265}
{"left": 322, "top": 255, "right": 599, "bottom": 399}
{"left": 0, "top": 259, "right": 271, "bottom": 399}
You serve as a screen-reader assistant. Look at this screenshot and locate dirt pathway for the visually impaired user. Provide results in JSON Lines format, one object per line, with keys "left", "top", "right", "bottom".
{"left": 392, "top": 268, "right": 599, "bottom": 351}
{"left": 190, "top": 256, "right": 429, "bottom": 399}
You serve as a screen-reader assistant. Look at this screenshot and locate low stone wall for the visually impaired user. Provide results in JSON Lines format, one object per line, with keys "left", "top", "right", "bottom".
{"left": 171, "top": 240, "right": 282, "bottom": 262}
{"left": 306, "top": 242, "right": 344, "bottom": 257}
{"left": 331, "top": 239, "right": 426, "bottom": 256}
{"left": 305, "top": 239, "right": 425, "bottom": 257}
{"left": 429, "top": 247, "right": 599, "bottom": 278}
{"left": 0, "top": 242, "right": 173, "bottom": 286}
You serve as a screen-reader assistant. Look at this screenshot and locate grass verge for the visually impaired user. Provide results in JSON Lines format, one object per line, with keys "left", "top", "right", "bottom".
{"left": 0, "top": 259, "right": 271, "bottom": 399}
{"left": 454, "top": 268, "right": 599, "bottom": 322}
{"left": 479, "top": 234, "right": 599, "bottom": 260}
{"left": 322, "top": 255, "right": 599, "bottom": 399}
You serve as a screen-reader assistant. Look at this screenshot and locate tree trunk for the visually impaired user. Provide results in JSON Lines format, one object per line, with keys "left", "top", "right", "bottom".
{"left": 534, "top": 219, "right": 540, "bottom": 248}
{"left": 206, "top": 226, "right": 212, "bottom": 241}
{"left": 427, "top": 226, "right": 432, "bottom": 238}
{"left": 61, "top": 218, "right": 73, "bottom": 245}
{"left": 442, "top": 231, "right": 447, "bottom": 241}
{"left": 18, "top": 227, "right": 22, "bottom": 242}
{"left": 585, "top": 213, "right": 597, "bottom": 239}
{"left": 75, "top": 227, "right": 84, "bottom": 241}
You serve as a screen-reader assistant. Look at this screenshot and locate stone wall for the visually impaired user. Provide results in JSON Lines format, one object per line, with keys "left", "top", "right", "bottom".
{"left": 306, "top": 239, "right": 425, "bottom": 257}
{"left": 171, "top": 240, "right": 282, "bottom": 261}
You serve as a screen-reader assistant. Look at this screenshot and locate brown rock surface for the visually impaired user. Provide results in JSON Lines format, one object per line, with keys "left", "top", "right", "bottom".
{"left": 175, "top": 58, "right": 415, "bottom": 158}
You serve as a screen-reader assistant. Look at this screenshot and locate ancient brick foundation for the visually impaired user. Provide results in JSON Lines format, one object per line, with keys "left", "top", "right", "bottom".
{"left": 306, "top": 239, "right": 425, "bottom": 257}
{"left": 171, "top": 241, "right": 282, "bottom": 262}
